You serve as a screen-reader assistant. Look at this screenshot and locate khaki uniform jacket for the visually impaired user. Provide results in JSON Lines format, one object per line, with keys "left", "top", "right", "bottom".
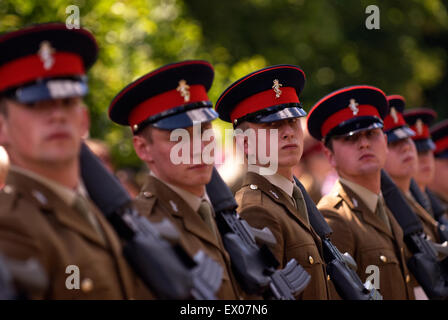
{"left": 0, "top": 170, "right": 152, "bottom": 299}
{"left": 431, "top": 191, "right": 448, "bottom": 221}
{"left": 235, "top": 172, "right": 332, "bottom": 300}
{"left": 405, "top": 194, "right": 440, "bottom": 243}
{"left": 134, "top": 175, "right": 242, "bottom": 300}
{"left": 317, "top": 181, "right": 415, "bottom": 300}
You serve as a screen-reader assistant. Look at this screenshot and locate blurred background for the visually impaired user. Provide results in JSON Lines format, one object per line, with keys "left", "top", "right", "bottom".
{"left": 0, "top": 0, "right": 447, "bottom": 193}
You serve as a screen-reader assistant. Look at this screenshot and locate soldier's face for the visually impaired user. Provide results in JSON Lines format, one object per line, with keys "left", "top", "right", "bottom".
{"left": 134, "top": 122, "right": 215, "bottom": 196}
{"left": 384, "top": 137, "right": 418, "bottom": 180}
{"left": 414, "top": 150, "right": 435, "bottom": 188}
{"left": 327, "top": 128, "right": 388, "bottom": 178}
{"left": 0, "top": 97, "right": 88, "bottom": 167}
{"left": 247, "top": 118, "right": 304, "bottom": 170}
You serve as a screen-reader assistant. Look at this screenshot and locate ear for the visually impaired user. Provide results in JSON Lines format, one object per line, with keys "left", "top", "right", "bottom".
{"left": 133, "top": 134, "right": 154, "bottom": 164}
{"left": 323, "top": 145, "right": 337, "bottom": 169}
{"left": 0, "top": 113, "right": 10, "bottom": 146}
{"left": 80, "top": 105, "right": 90, "bottom": 139}
{"left": 382, "top": 133, "right": 390, "bottom": 156}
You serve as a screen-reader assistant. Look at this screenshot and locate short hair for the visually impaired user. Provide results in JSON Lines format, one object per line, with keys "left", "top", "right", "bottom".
{"left": 138, "top": 125, "right": 154, "bottom": 144}
{"left": 324, "top": 137, "right": 334, "bottom": 152}
{"left": 235, "top": 120, "right": 250, "bottom": 131}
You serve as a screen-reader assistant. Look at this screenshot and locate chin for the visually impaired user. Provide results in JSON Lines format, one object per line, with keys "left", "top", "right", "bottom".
{"left": 359, "top": 163, "right": 381, "bottom": 175}
{"left": 279, "top": 156, "right": 300, "bottom": 168}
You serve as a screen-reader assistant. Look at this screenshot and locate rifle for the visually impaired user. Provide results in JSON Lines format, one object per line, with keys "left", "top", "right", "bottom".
{"left": 426, "top": 189, "right": 448, "bottom": 242}
{"left": 80, "top": 143, "right": 223, "bottom": 300}
{"left": 293, "top": 177, "right": 382, "bottom": 300}
{"left": 381, "top": 170, "right": 448, "bottom": 299}
{"left": 206, "top": 167, "right": 311, "bottom": 299}
{"left": 409, "top": 179, "right": 448, "bottom": 244}
{"left": 0, "top": 254, "right": 48, "bottom": 300}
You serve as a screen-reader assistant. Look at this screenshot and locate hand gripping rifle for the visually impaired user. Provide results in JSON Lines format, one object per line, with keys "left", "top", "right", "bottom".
{"left": 80, "top": 143, "right": 223, "bottom": 300}
{"left": 381, "top": 170, "right": 448, "bottom": 300}
{"left": 0, "top": 254, "right": 48, "bottom": 300}
{"left": 293, "top": 177, "right": 383, "bottom": 300}
{"left": 409, "top": 179, "right": 448, "bottom": 244}
{"left": 206, "top": 167, "right": 311, "bottom": 299}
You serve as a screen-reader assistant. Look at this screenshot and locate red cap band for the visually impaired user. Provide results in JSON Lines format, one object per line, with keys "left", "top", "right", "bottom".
{"left": 410, "top": 124, "right": 430, "bottom": 140}
{"left": 383, "top": 109, "right": 407, "bottom": 131}
{"left": 435, "top": 136, "right": 448, "bottom": 154}
{"left": 0, "top": 52, "right": 84, "bottom": 91}
{"left": 128, "top": 84, "right": 209, "bottom": 127}
{"left": 321, "top": 105, "right": 380, "bottom": 138}
{"left": 229, "top": 87, "right": 299, "bottom": 122}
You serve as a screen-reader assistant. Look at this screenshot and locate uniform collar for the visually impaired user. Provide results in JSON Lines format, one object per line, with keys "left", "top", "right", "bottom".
{"left": 149, "top": 171, "right": 210, "bottom": 212}
{"left": 248, "top": 164, "right": 294, "bottom": 197}
{"left": 339, "top": 177, "right": 379, "bottom": 213}
{"left": 9, "top": 165, "right": 87, "bottom": 206}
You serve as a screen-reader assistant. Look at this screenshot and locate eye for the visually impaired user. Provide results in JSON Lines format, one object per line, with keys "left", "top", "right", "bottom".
{"left": 343, "top": 135, "right": 356, "bottom": 142}
{"left": 62, "top": 97, "right": 79, "bottom": 107}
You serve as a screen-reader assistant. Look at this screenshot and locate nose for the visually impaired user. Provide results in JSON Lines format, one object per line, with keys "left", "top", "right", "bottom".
{"left": 358, "top": 133, "right": 370, "bottom": 149}
{"left": 401, "top": 139, "right": 413, "bottom": 152}
{"left": 47, "top": 99, "right": 69, "bottom": 123}
{"left": 281, "top": 121, "right": 295, "bottom": 140}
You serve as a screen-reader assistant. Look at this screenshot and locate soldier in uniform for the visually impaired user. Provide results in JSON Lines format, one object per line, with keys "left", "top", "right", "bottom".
{"left": 108, "top": 60, "right": 243, "bottom": 299}
{"left": 429, "top": 119, "right": 448, "bottom": 208}
{"left": 309, "top": 86, "right": 415, "bottom": 300}
{"left": 0, "top": 23, "right": 152, "bottom": 299}
{"left": 215, "top": 65, "right": 332, "bottom": 300}
{"left": 403, "top": 108, "right": 437, "bottom": 195}
{"left": 383, "top": 98, "right": 440, "bottom": 244}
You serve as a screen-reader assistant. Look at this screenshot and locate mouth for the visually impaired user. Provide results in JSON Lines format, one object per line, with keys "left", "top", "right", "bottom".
{"left": 359, "top": 153, "right": 375, "bottom": 161}
{"left": 46, "top": 131, "right": 72, "bottom": 140}
{"left": 188, "top": 164, "right": 208, "bottom": 170}
{"left": 281, "top": 143, "right": 298, "bottom": 150}
{"left": 403, "top": 155, "right": 415, "bottom": 163}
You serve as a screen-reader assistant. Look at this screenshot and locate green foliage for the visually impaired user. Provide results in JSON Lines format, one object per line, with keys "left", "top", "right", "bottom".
{"left": 1, "top": 0, "right": 447, "bottom": 169}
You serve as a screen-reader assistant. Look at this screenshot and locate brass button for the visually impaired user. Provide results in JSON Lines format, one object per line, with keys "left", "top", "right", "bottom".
{"left": 406, "top": 275, "right": 411, "bottom": 283}
{"left": 380, "top": 255, "right": 387, "bottom": 263}
{"left": 327, "top": 275, "right": 331, "bottom": 281}
{"left": 3, "top": 185, "right": 13, "bottom": 194}
{"left": 143, "top": 191, "right": 152, "bottom": 198}
{"left": 308, "top": 256, "right": 314, "bottom": 265}
{"left": 133, "top": 124, "right": 139, "bottom": 132}
{"left": 81, "top": 278, "right": 94, "bottom": 293}
{"left": 249, "top": 184, "right": 258, "bottom": 190}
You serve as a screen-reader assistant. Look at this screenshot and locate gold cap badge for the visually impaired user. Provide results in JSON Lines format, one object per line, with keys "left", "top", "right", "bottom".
{"left": 272, "top": 79, "right": 283, "bottom": 98}
{"left": 38, "top": 41, "right": 55, "bottom": 70}
{"left": 348, "top": 99, "right": 359, "bottom": 116}
{"left": 176, "top": 79, "right": 190, "bottom": 102}
{"left": 390, "top": 107, "right": 399, "bottom": 124}
{"left": 416, "top": 119, "right": 423, "bottom": 135}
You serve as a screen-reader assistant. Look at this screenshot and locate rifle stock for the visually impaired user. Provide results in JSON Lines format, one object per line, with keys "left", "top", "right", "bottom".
{"left": 80, "top": 143, "right": 222, "bottom": 300}
{"left": 207, "top": 167, "right": 311, "bottom": 299}
{"left": 381, "top": 170, "right": 448, "bottom": 300}
{"left": 294, "top": 176, "right": 382, "bottom": 300}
